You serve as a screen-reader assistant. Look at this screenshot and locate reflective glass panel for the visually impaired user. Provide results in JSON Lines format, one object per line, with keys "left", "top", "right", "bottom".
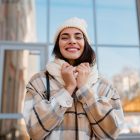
{"left": 0, "top": 0, "right": 47, "bottom": 43}
{"left": 1, "top": 50, "right": 41, "bottom": 113}
{"left": 98, "top": 47, "right": 140, "bottom": 112}
{"left": 35, "top": 0, "right": 47, "bottom": 42}
{"left": 0, "top": 118, "right": 29, "bottom": 140}
{"left": 96, "top": 0, "right": 138, "bottom": 45}
{"left": 50, "top": 0, "right": 95, "bottom": 44}
{"left": 98, "top": 46, "right": 140, "bottom": 134}
{"left": 121, "top": 115, "right": 140, "bottom": 134}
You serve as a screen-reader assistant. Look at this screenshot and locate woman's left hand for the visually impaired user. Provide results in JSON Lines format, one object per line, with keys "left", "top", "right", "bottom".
{"left": 76, "top": 63, "right": 90, "bottom": 89}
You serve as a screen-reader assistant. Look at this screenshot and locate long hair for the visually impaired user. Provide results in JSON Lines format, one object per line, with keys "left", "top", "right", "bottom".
{"left": 52, "top": 34, "right": 96, "bottom": 66}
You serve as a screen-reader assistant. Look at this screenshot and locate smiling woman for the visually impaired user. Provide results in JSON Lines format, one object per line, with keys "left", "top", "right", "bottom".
{"left": 23, "top": 17, "right": 124, "bottom": 140}
{"left": 53, "top": 18, "right": 95, "bottom": 67}
{"left": 58, "top": 28, "right": 85, "bottom": 64}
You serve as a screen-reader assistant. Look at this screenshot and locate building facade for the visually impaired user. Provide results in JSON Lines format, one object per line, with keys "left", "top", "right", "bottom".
{"left": 0, "top": 0, "right": 140, "bottom": 139}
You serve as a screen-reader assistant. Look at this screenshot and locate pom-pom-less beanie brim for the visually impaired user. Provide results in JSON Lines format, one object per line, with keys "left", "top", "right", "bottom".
{"left": 54, "top": 17, "right": 91, "bottom": 44}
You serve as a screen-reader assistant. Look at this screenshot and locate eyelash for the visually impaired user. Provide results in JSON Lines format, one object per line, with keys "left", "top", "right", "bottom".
{"left": 61, "top": 37, "right": 83, "bottom": 40}
{"left": 76, "top": 37, "right": 83, "bottom": 40}
{"left": 61, "top": 37, "right": 68, "bottom": 40}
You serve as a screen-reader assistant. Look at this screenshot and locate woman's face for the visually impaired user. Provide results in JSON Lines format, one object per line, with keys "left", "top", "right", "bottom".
{"left": 59, "top": 27, "right": 85, "bottom": 64}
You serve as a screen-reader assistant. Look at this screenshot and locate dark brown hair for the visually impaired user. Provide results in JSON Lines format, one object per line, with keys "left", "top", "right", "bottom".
{"left": 52, "top": 34, "right": 96, "bottom": 66}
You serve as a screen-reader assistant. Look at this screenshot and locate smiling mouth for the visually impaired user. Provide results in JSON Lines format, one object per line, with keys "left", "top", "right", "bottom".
{"left": 65, "top": 47, "right": 80, "bottom": 52}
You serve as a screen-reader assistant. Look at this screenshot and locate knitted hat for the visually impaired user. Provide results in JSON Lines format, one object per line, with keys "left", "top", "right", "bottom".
{"left": 54, "top": 17, "right": 91, "bottom": 44}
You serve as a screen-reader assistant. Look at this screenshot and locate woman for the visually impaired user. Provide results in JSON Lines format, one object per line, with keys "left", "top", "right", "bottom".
{"left": 23, "top": 17, "right": 124, "bottom": 140}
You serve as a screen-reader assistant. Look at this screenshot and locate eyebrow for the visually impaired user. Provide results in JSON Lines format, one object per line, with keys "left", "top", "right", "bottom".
{"left": 60, "top": 32, "right": 83, "bottom": 36}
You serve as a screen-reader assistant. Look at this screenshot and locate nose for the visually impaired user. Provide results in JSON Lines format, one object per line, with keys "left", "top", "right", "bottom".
{"left": 69, "top": 37, "right": 76, "bottom": 44}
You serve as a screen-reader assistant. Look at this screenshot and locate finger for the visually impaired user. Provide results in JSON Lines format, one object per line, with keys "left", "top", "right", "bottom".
{"left": 76, "top": 65, "right": 90, "bottom": 74}
{"left": 77, "top": 64, "right": 87, "bottom": 70}
{"left": 83, "top": 62, "right": 90, "bottom": 68}
{"left": 62, "top": 65, "right": 75, "bottom": 75}
{"left": 62, "top": 63, "right": 70, "bottom": 69}
{"left": 73, "top": 67, "right": 76, "bottom": 72}
{"left": 81, "top": 63, "right": 91, "bottom": 71}
{"left": 66, "top": 65, "right": 74, "bottom": 71}
{"left": 74, "top": 71, "right": 78, "bottom": 78}
{"left": 83, "top": 63, "right": 91, "bottom": 72}
{"left": 76, "top": 66, "right": 83, "bottom": 73}
{"left": 80, "top": 63, "right": 90, "bottom": 69}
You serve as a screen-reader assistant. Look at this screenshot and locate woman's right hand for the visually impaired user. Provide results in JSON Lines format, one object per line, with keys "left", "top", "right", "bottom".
{"left": 61, "top": 63, "right": 76, "bottom": 95}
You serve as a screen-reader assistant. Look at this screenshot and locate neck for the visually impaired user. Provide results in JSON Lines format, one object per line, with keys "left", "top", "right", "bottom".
{"left": 68, "top": 60, "right": 75, "bottom": 65}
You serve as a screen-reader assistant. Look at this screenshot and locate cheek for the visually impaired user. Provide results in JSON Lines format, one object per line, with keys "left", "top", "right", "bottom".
{"left": 59, "top": 45, "right": 66, "bottom": 56}
{"left": 59, "top": 41, "right": 63, "bottom": 52}
{"left": 59, "top": 40, "right": 66, "bottom": 49}
{"left": 81, "top": 42, "right": 85, "bottom": 51}
{"left": 59, "top": 40, "right": 68, "bottom": 52}
{"left": 59, "top": 47, "right": 64, "bottom": 54}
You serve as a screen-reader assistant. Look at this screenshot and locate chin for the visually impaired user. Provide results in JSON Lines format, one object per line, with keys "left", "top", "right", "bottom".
{"left": 65, "top": 55, "right": 80, "bottom": 59}
{"left": 66, "top": 57, "right": 79, "bottom": 60}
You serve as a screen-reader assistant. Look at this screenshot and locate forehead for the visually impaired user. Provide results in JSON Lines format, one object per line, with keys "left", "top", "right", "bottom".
{"left": 60, "top": 27, "right": 83, "bottom": 35}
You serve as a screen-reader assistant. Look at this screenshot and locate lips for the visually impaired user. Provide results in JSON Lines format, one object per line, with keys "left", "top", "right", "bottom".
{"left": 65, "top": 46, "right": 80, "bottom": 52}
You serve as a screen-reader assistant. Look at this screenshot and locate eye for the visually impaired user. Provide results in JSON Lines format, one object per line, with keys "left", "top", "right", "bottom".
{"left": 60, "top": 36, "right": 69, "bottom": 40}
{"left": 61, "top": 37, "right": 68, "bottom": 40}
{"left": 75, "top": 36, "right": 83, "bottom": 40}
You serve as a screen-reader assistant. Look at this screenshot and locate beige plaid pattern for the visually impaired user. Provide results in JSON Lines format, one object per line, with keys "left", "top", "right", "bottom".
{"left": 23, "top": 71, "right": 124, "bottom": 140}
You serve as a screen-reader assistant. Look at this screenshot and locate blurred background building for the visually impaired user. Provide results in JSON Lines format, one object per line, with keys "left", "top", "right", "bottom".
{"left": 0, "top": 0, "right": 140, "bottom": 139}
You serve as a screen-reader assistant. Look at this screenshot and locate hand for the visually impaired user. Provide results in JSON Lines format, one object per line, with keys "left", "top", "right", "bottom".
{"left": 61, "top": 63, "right": 77, "bottom": 95}
{"left": 76, "top": 63, "right": 90, "bottom": 89}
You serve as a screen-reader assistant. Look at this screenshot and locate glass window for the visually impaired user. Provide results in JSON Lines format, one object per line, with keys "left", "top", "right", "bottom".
{"left": 121, "top": 115, "right": 140, "bottom": 134}
{"left": 96, "top": 0, "right": 139, "bottom": 45}
{"left": 98, "top": 46, "right": 140, "bottom": 134}
{"left": 50, "top": 0, "right": 95, "bottom": 44}
{"left": 98, "top": 47, "right": 140, "bottom": 112}
{"left": 0, "top": 0, "right": 47, "bottom": 43}
{"left": 35, "top": 0, "right": 47, "bottom": 42}
{"left": 0, "top": 119, "right": 29, "bottom": 140}
{"left": 1, "top": 50, "right": 41, "bottom": 113}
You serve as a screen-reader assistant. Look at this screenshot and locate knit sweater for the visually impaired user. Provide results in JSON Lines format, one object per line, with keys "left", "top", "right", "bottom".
{"left": 23, "top": 60, "right": 124, "bottom": 140}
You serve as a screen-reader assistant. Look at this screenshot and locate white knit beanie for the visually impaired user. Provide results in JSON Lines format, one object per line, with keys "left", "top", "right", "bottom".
{"left": 54, "top": 17, "right": 91, "bottom": 44}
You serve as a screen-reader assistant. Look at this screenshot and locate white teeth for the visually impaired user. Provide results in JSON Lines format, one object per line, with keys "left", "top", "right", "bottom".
{"left": 66, "top": 48, "right": 78, "bottom": 51}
